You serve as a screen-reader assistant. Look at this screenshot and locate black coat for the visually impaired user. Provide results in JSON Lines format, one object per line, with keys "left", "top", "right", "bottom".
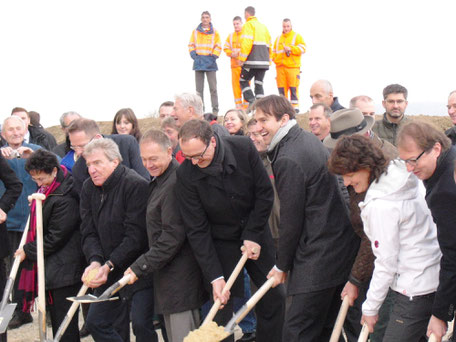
{"left": 267, "top": 124, "right": 358, "bottom": 295}
{"left": 28, "top": 125, "right": 57, "bottom": 151}
{"left": 0, "top": 155, "right": 22, "bottom": 258}
{"left": 176, "top": 135, "right": 274, "bottom": 292}
{"left": 424, "top": 146, "right": 456, "bottom": 321}
{"left": 72, "top": 134, "right": 149, "bottom": 194}
{"left": 131, "top": 160, "right": 207, "bottom": 314}
{"left": 23, "top": 169, "right": 84, "bottom": 289}
{"left": 80, "top": 164, "right": 149, "bottom": 288}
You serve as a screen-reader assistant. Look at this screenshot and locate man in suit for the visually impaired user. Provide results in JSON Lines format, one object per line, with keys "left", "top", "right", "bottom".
{"left": 254, "top": 95, "right": 358, "bottom": 341}
{"left": 175, "top": 119, "right": 285, "bottom": 342}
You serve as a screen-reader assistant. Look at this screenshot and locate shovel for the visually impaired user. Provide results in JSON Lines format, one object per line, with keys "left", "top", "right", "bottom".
{"left": 329, "top": 295, "right": 350, "bottom": 342}
{"left": 0, "top": 214, "right": 31, "bottom": 333}
{"left": 357, "top": 323, "right": 369, "bottom": 342}
{"left": 66, "top": 274, "right": 132, "bottom": 303}
{"left": 202, "top": 247, "right": 251, "bottom": 326}
{"left": 224, "top": 277, "right": 275, "bottom": 336}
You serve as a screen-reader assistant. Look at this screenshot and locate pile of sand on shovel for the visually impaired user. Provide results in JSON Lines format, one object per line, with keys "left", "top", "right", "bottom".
{"left": 183, "top": 322, "right": 229, "bottom": 342}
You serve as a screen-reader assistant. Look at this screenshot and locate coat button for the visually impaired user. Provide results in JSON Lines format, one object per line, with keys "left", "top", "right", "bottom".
{"left": 141, "top": 264, "right": 147, "bottom": 270}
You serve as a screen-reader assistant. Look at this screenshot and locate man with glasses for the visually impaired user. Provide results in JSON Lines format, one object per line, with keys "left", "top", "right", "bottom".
{"left": 175, "top": 119, "right": 285, "bottom": 342}
{"left": 397, "top": 121, "right": 456, "bottom": 342}
{"left": 372, "top": 84, "right": 410, "bottom": 146}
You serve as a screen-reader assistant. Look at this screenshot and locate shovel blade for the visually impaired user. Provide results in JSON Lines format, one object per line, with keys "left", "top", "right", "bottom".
{"left": 66, "top": 294, "right": 118, "bottom": 303}
{"left": 0, "top": 303, "right": 17, "bottom": 333}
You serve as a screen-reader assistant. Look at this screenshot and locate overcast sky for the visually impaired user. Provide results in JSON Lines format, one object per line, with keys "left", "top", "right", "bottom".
{"left": 1, "top": 0, "right": 455, "bottom": 127}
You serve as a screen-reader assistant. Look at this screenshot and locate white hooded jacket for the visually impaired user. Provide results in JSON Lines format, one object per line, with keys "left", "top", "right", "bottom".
{"left": 360, "top": 160, "right": 441, "bottom": 316}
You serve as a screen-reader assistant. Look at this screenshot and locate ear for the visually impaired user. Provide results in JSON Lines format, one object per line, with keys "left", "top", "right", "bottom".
{"left": 382, "top": 100, "right": 387, "bottom": 109}
{"left": 167, "top": 146, "right": 173, "bottom": 157}
{"left": 280, "top": 114, "right": 290, "bottom": 127}
{"left": 433, "top": 142, "right": 442, "bottom": 158}
{"left": 93, "top": 134, "right": 103, "bottom": 140}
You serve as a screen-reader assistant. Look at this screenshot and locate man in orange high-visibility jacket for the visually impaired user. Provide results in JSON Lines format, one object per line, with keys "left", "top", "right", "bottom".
{"left": 239, "top": 6, "right": 271, "bottom": 112}
{"left": 188, "top": 11, "right": 221, "bottom": 115}
{"left": 224, "top": 16, "right": 248, "bottom": 109}
{"left": 272, "top": 19, "right": 306, "bottom": 113}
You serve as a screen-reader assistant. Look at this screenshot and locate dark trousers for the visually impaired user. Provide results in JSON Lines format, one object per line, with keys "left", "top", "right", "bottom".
{"left": 6, "top": 231, "right": 27, "bottom": 315}
{"left": 240, "top": 67, "right": 267, "bottom": 103}
{"left": 48, "top": 283, "right": 81, "bottom": 342}
{"left": 130, "top": 286, "right": 158, "bottom": 342}
{"left": 213, "top": 247, "right": 286, "bottom": 342}
{"left": 0, "top": 258, "right": 7, "bottom": 342}
{"left": 283, "top": 284, "right": 345, "bottom": 342}
{"left": 382, "top": 291, "right": 434, "bottom": 342}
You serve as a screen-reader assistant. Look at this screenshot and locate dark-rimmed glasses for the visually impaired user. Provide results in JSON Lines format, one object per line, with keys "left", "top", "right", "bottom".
{"left": 182, "top": 141, "right": 210, "bottom": 161}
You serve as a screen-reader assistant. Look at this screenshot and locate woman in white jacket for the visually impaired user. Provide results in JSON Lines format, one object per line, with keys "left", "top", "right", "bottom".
{"left": 328, "top": 135, "right": 441, "bottom": 342}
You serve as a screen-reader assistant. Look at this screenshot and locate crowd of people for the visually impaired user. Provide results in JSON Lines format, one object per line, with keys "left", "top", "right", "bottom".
{"left": 0, "top": 5, "right": 456, "bottom": 342}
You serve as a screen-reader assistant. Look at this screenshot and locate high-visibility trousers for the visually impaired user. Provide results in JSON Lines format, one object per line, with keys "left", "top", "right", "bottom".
{"left": 231, "top": 67, "right": 249, "bottom": 109}
{"left": 276, "top": 66, "right": 301, "bottom": 111}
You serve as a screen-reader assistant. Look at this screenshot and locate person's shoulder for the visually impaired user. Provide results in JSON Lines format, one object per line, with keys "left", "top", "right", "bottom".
{"left": 107, "top": 133, "right": 137, "bottom": 145}
{"left": 23, "top": 142, "right": 42, "bottom": 150}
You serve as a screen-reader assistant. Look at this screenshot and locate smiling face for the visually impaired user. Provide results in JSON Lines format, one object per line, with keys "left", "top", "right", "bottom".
{"left": 254, "top": 109, "right": 288, "bottom": 146}
{"left": 282, "top": 20, "right": 292, "bottom": 34}
{"left": 308, "top": 106, "right": 331, "bottom": 140}
{"left": 172, "top": 99, "right": 193, "bottom": 128}
{"left": 85, "top": 149, "right": 119, "bottom": 186}
{"left": 1, "top": 118, "right": 26, "bottom": 149}
{"left": 224, "top": 111, "right": 243, "bottom": 135}
{"left": 342, "top": 169, "right": 371, "bottom": 193}
{"left": 398, "top": 135, "right": 440, "bottom": 180}
{"left": 179, "top": 137, "right": 216, "bottom": 168}
{"left": 140, "top": 141, "right": 172, "bottom": 177}
{"left": 115, "top": 115, "right": 133, "bottom": 135}
{"left": 247, "top": 122, "right": 268, "bottom": 152}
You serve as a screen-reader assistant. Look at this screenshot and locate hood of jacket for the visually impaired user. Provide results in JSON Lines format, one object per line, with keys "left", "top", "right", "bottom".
{"left": 362, "top": 160, "right": 419, "bottom": 207}
{"left": 196, "top": 22, "right": 214, "bottom": 34}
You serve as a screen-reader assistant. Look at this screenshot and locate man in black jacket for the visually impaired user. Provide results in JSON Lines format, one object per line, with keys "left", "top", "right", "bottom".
{"left": 80, "top": 138, "right": 156, "bottom": 342}
{"left": 397, "top": 121, "right": 456, "bottom": 342}
{"left": 0, "top": 155, "right": 22, "bottom": 342}
{"left": 175, "top": 119, "right": 285, "bottom": 342}
{"left": 254, "top": 95, "right": 358, "bottom": 341}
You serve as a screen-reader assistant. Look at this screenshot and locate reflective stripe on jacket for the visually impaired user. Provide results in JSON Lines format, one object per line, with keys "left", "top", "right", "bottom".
{"left": 188, "top": 23, "right": 221, "bottom": 71}
{"left": 224, "top": 31, "right": 242, "bottom": 68}
{"left": 272, "top": 30, "right": 306, "bottom": 68}
{"left": 239, "top": 16, "right": 271, "bottom": 69}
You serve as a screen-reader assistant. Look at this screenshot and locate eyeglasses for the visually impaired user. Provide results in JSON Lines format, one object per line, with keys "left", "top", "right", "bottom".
{"left": 401, "top": 150, "right": 426, "bottom": 166}
{"left": 70, "top": 138, "right": 93, "bottom": 151}
{"left": 182, "top": 141, "right": 210, "bottom": 161}
{"left": 386, "top": 99, "right": 406, "bottom": 105}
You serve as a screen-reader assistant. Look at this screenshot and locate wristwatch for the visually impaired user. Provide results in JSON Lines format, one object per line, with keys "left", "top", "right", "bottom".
{"left": 105, "top": 260, "right": 114, "bottom": 272}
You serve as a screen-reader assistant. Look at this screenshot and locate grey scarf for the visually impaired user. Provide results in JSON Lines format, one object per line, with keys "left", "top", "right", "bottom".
{"left": 267, "top": 119, "right": 297, "bottom": 152}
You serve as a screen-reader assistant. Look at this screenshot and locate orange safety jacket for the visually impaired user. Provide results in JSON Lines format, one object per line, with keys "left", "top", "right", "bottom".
{"left": 272, "top": 30, "right": 306, "bottom": 68}
{"left": 239, "top": 16, "right": 271, "bottom": 69}
{"left": 224, "top": 31, "right": 243, "bottom": 68}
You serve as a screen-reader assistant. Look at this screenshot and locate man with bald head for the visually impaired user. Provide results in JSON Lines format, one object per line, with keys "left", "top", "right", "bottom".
{"left": 310, "top": 80, "right": 345, "bottom": 112}
{"left": 445, "top": 90, "right": 456, "bottom": 144}
{"left": 350, "top": 96, "right": 376, "bottom": 117}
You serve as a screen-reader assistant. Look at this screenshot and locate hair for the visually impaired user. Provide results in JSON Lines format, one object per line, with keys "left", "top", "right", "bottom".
{"left": 283, "top": 18, "right": 291, "bottom": 23}
{"left": 178, "top": 119, "right": 213, "bottom": 145}
{"left": 160, "top": 116, "right": 179, "bottom": 131}
{"left": 25, "top": 149, "right": 59, "bottom": 175}
{"left": 310, "top": 103, "right": 332, "bottom": 118}
{"left": 233, "top": 16, "right": 242, "bottom": 22}
{"left": 159, "top": 101, "right": 174, "bottom": 110}
{"left": 349, "top": 95, "right": 374, "bottom": 109}
{"left": 59, "top": 111, "right": 81, "bottom": 128}
{"left": 397, "top": 121, "right": 451, "bottom": 153}
{"left": 383, "top": 84, "right": 408, "bottom": 100}
{"left": 83, "top": 138, "right": 123, "bottom": 163}
{"left": 224, "top": 109, "right": 248, "bottom": 135}
{"left": 140, "top": 129, "right": 171, "bottom": 151}
{"left": 201, "top": 11, "right": 211, "bottom": 17}
{"left": 247, "top": 118, "right": 257, "bottom": 128}
{"left": 245, "top": 6, "right": 255, "bottom": 16}
{"left": 67, "top": 118, "right": 100, "bottom": 137}
{"left": 28, "top": 111, "right": 41, "bottom": 127}
{"left": 449, "top": 90, "right": 456, "bottom": 98}
{"left": 253, "top": 95, "right": 296, "bottom": 121}
{"left": 2, "top": 116, "right": 25, "bottom": 131}
{"left": 328, "top": 135, "right": 389, "bottom": 185}
{"left": 203, "top": 113, "right": 218, "bottom": 122}
{"left": 175, "top": 93, "right": 203, "bottom": 116}
{"left": 111, "top": 108, "right": 142, "bottom": 141}
{"left": 11, "top": 107, "right": 29, "bottom": 117}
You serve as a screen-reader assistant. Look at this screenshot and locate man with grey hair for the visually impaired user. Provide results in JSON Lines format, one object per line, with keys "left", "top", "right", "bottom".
{"left": 308, "top": 103, "right": 332, "bottom": 141}
{"left": 372, "top": 83, "right": 410, "bottom": 146}
{"left": 310, "top": 80, "right": 345, "bottom": 112}
{"left": 80, "top": 138, "right": 157, "bottom": 342}
{"left": 52, "top": 111, "right": 81, "bottom": 158}
{"left": 350, "top": 96, "right": 376, "bottom": 117}
{"left": 445, "top": 90, "right": 456, "bottom": 145}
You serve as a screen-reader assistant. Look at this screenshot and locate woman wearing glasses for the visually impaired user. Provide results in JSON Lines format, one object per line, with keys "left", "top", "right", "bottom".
{"left": 328, "top": 135, "right": 441, "bottom": 342}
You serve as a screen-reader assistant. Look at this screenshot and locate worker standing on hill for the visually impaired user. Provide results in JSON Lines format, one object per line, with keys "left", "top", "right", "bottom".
{"left": 224, "top": 16, "right": 248, "bottom": 110}
{"left": 188, "top": 11, "right": 221, "bottom": 115}
{"left": 239, "top": 6, "right": 271, "bottom": 112}
{"left": 272, "top": 19, "right": 306, "bottom": 113}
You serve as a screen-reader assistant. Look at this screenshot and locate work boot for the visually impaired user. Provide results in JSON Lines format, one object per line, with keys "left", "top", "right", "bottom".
{"left": 236, "top": 331, "right": 256, "bottom": 342}
{"left": 8, "top": 311, "right": 33, "bottom": 329}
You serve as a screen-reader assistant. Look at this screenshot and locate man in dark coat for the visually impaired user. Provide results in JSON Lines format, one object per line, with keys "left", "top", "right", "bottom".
{"left": 0, "top": 155, "right": 22, "bottom": 342}
{"left": 125, "top": 130, "right": 207, "bottom": 342}
{"left": 397, "top": 121, "right": 456, "bottom": 341}
{"left": 254, "top": 95, "right": 358, "bottom": 341}
{"left": 175, "top": 119, "right": 285, "bottom": 342}
{"left": 80, "top": 138, "right": 157, "bottom": 342}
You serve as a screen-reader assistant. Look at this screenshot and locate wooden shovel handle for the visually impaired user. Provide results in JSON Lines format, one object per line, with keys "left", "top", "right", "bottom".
{"left": 428, "top": 333, "right": 437, "bottom": 342}
{"left": 329, "top": 296, "right": 350, "bottom": 342}
{"left": 202, "top": 250, "right": 250, "bottom": 326}
{"left": 9, "top": 214, "right": 31, "bottom": 282}
{"left": 235, "top": 277, "right": 275, "bottom": 324}
{"left": 358, "top": 323, "right": 369, "bottom": 342}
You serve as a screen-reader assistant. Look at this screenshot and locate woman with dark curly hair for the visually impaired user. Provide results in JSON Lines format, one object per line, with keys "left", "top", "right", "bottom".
{"left": 14, "top": 149, "right": 84, "bottom": 342}
{"left": 328, "top": 135, "right": 441, "bottom": 342}
{"left": 111, "top": 108, "right": 142, "bottom": 141}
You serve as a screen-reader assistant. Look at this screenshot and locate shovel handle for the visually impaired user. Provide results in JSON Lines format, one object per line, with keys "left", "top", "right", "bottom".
{"left": 357, "top": 323, "right": 369, "bottom": 342}
{"left": 202, "top": 251, "right": 249, "bottom": 326}
{"left": 235, "top": 277, "right": 275, "bottom": 324}
{"left": 113, "top": 274, "right": 132, "bottom": 294}
{"left": 8, "top": 214, "right": 31, "bottom": 283}
{"left": 34, "top": 194, "right": 47, "bottom": 341}
{"left": 329, "top": 296, "right": 350, "bottom": 342}
{"left": 428, "top": 333, "right": 438, "bottom": 342}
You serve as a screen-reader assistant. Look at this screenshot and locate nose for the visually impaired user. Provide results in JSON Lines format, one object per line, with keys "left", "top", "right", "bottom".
{"left": 342, "top": 176, "right": 351, "bottom": 187}
{"left": 406, "top": 163, "right": 415, "bottom": 173}
{"left": 191, "top": 158, "right": 199, "bottom": 165}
